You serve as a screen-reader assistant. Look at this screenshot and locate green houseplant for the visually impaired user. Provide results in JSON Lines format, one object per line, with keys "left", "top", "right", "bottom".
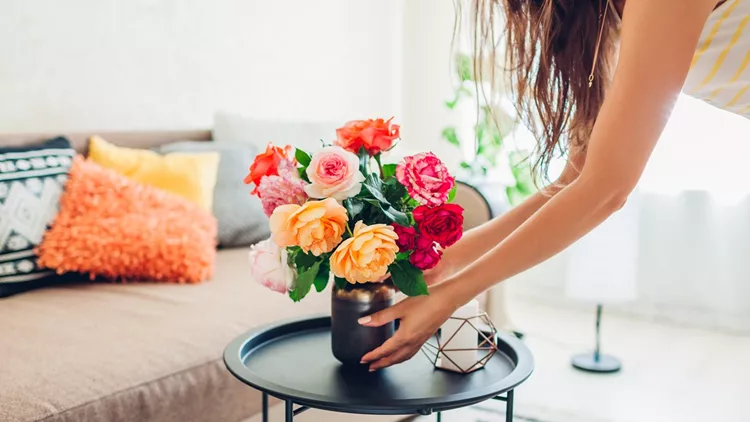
{"left": 442, "top": 53, "right": 535, "bottom": 206}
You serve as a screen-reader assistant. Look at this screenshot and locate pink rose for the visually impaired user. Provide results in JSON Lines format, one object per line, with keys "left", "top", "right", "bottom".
{"left": 304, "top": 146, "right": 365, "bottom": 200}
{"left": 248, "top": 239, "right": 296, "bottom": 294}
{"left": 409, "top": 236, "right": 442, "bottom": 270}
{"left": 393, "top": 224, "right": 418, "bottom": 252}
{"left": 396, "top": 152, "right": 455, "bottom": 206}
{"left": 257, "top": 174, "right": 308, "bottom": 217}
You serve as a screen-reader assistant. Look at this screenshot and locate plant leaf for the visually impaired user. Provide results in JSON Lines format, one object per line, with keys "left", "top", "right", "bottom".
{"left": 295, "top": 148, "right": 311, "bottom": 167}
{"left": 293, "top": 250, "right": 318, "bottom": 271}
{"left": 447, "top": 184, "right": 457, "bottom": 203}
{"left": 442, "top": 127, "right": 461, "bottom": 147}
{"left": 396, "top": 251, "right": 411, "bottom": 261}
{"left": 382, "top": 163, "right": 398, "bottom": 179}
{"left": 314, "top": 264, "right": 329, "bottom": 293}
{"left": 390, "top": 261, "right": 429, "bottom": 296}
{"left": 382, "top": 206, "right": 410, "bottom": 227}
{"left": 344, "top": 198, "right": 364, "bottom": 219}
{"left": 334, "top": 276, "right": 348, "bottom": 290}
{"left": 289, "top": 261, "right": 321, "bottom": 302}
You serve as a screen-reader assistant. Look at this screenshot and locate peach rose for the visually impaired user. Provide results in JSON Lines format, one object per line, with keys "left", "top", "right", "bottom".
{"left": 334, "top": 118, "right": 400, "bottom": 155}
{"left": 269, "top": 198, "right": 348, "bottom": 256}
{"left": 304, "top": 146, "right": 365, "bottom": 200}
{"left": 244, "top": 143, "right": 295, "bottom": 195}
{"left": 330, "top": 221, "right": 399, "bottom": 283}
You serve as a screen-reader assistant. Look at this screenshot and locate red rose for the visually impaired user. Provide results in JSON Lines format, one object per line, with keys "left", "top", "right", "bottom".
{"left": 393, "top": 224, "right": 418, "bottom": 251}
{"left": 334, "top": 118, "right": 400, "bottom": 155}
{"left": 244, "top": 143, "right": 295, "bottom": 195}
{"left": 409, "top": 237, "right": 442, "bottom": 270}
{"left": 413, "top": 203, "right": 464, "bottom": 247}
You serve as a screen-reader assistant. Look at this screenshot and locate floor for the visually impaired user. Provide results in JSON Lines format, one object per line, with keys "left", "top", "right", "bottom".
{"left": 251, "top": 295, "right": 750, "bottom": 422}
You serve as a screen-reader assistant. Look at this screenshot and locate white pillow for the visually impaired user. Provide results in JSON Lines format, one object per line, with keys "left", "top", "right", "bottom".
{"left": 213, "top": 112, "right": 340, "bottom": 153}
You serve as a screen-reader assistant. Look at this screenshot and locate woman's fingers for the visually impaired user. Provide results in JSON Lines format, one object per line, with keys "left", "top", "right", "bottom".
{"left": 368, "top": 346, "right": 417, "bottom": 371}
{"left": 360, "top": 334, "right": 403, "bottom": 364}
{"left": 358, "top": 301, "right": 404, "bottom": 327}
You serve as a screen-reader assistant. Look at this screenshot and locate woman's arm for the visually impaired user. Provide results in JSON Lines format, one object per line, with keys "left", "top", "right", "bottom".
{"left": 429, "top": 147, "right": 586, "bottom": 283}
{"left": 361, "top": 0, "right": 718, "bottom": 370}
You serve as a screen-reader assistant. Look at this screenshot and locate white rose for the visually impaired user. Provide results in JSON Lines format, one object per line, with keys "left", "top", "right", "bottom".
{"left": 248, "top": 239, "right": 296, "bottom": 293}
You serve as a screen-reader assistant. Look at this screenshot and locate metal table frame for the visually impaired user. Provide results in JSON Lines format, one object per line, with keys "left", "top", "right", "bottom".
{"left": 261, "top": 389, "right": 515, "bottom": 422}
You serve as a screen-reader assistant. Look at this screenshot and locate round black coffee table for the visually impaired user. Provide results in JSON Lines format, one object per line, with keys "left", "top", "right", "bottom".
{"left": 224, "top": 315, "right": 533, "bottom": 421}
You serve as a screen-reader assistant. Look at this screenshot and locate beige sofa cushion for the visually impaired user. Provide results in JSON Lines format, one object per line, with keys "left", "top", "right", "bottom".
{"left": 0, "top": 248, "right": 331, "bottom": 422}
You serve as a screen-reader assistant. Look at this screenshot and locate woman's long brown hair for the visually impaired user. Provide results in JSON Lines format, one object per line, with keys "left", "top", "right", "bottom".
{"left": 468, "top": 0, "right": 619, "bottom": 182}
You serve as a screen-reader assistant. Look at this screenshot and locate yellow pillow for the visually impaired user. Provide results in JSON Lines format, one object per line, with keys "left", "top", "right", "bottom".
{"left": 88, "top": 136, "right": 219, "bottom": 210}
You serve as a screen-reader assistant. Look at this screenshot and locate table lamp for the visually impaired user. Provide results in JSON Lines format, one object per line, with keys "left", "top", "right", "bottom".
{"left": 565, "top": 192, "right": 639, "bottom": 373}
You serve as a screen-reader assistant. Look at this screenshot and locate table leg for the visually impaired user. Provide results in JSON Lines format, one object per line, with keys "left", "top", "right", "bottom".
{"left": 285, "top": 399, "right": 294, "bottom": 421}
{"left": 505, "top": 389, "right": 514, "bottom": 422}
{"left": 262, "top": 392, "right": 268, "bottom": 422}
{"left": 436, "top": 411, "right": 442, "bottom": 421}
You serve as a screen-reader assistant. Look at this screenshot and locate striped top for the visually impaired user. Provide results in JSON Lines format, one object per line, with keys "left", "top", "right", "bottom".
{"left": 684, "top": 0, "right": 750, "bottom": 117}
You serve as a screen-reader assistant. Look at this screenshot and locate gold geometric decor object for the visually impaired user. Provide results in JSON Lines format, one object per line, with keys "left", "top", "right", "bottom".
{"left": 420, "top": 312, "right": 500, "bottom": 374}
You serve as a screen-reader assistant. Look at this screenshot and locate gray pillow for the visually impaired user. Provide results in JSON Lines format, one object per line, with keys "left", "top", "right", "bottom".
{"left": 156, "top": 141, "right": 270, "bottom": 248}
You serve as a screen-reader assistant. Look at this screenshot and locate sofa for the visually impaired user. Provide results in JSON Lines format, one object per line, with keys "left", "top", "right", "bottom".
{"left": 0, "top": 129, "right": 498, "bottom": 422}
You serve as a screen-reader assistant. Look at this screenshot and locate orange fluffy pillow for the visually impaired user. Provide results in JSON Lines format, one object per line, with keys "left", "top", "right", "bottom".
{"left": 38, "top": 157, "right": 217, "bottom": 283}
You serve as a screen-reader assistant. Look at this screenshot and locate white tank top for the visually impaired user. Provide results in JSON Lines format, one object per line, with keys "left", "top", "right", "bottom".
{"left": 683, "top": 0, "right": 750, "bottom": 117}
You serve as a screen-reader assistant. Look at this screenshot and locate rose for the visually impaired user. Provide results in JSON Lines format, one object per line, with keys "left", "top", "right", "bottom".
{"left": 248, "top": 239, "right": 296, "bottom": 294}
{"left": 269, "top": 198, "right": 348, "bottom": 256}
{"left": 304, "top": 146, "right": 365, "bottom": 200}
{"left": 409, "top": 236, "right": 442, "bottom": 270}
{"left": 335, "top": 118, "right": 400, "bottom": 155}
{"left": 244, "top": 143, "right": 295, "bottom": 195}
{"left": 413, "top": 203, "right": 464, "bottom": 247}
{"left": 257, "top": 174, "right": 308, "bottom": 217}
{"left": 393, "top": 224, "right": 418, "bottom": 252}
{"left": 396, "top": 152, "right": 455, "bottom": 206}
{"left": 330, "top": 222, "right": 399, "bottom": 283}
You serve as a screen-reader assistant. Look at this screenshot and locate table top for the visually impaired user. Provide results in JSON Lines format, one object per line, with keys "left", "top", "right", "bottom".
{"left": 224, "top": 315, "right": 534, "bottom": 415}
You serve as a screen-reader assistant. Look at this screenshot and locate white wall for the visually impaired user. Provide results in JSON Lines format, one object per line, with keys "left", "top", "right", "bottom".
{"left": 0, "top": 0, "right": 402, "bottom": 132}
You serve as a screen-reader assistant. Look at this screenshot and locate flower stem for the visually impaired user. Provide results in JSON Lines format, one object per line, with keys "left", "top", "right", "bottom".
{"left": 375, "top": 153, "right": 384, "bottom": 179}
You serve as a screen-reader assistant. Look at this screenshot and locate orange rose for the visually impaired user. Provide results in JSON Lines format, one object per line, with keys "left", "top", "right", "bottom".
{"left": 334, "top": 118, "right": 400, "bottom": 155}
{"left": 330, "top": 222, "right": 399, "bottom": 283}
{"left": 269, "top": 198, "right": 348, "bottom": 256}
{"left": 244, "top": 143, "right": 295, "bottom": 195}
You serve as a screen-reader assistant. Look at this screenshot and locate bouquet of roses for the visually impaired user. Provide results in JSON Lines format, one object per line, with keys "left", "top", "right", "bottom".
{"left": 246, "top": 118, "right": 464, "bottom": 301}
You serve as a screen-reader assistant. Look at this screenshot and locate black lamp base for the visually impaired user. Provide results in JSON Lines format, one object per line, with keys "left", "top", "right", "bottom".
{"left": 571, "top": 353, "right": 621, "bottom": 373}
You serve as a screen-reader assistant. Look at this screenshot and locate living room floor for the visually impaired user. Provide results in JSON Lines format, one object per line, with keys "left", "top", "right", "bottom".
{"left": 249, "top": 295, "right": 750, "bottom": 422}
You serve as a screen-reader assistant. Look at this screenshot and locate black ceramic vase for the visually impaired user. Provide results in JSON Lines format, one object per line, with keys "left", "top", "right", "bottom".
{"left": 331, "top": 281, "right": 396, "bottom": 366}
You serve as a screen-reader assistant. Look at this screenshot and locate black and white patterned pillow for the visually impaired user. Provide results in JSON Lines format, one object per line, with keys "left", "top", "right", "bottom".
{"left": 0, "top": 137, "right": 75, "bottom": 297}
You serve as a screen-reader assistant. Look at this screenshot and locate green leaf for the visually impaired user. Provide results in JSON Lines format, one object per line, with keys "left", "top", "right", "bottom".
{"left": 361, "top": 183, "right": 390, "bottom": 206}
{"left": 460, "top": 161, "right": 472, "bottom": 170}
{"left": 396, "top": 251, "right": 411, "bottom": 261}
{"left": 447, "top": 184, "right": 457, "bottom": 203}
{"left": 295, "top": 148, "right": 312, "bottom": 166}
{"left": 293, "top": 250, "right": 318, "bottom": 271}
{"left": 334, "top": 276, "right": 348, "bottom": 290}
{"left": 314, "top": 264, "right": 329, "bottom": 293}
{"left": 442, "top": 127, "right": 461, "bottom": 148}
{"left": 390, "top": 261, "right": 429, "bottom": 296}
{"left": 456, "top": 53, "right": 473, "bottom": 82}
{"left": 382, "top": 206, "right": 410, "bottom": 227}
{"left": 383, "top": 177, "right": 407, "bottom": 206}
{"left": 344, "top": 198, "right": 364, "bottom": 219}
{"left": 289, "top": 261, "right": 321, "bottom": 302}
{"left": 382, "top": 163, "right": 398, "bottom": 179}
{"left": 297, "top": 167, "right": 310, "bottom": 183}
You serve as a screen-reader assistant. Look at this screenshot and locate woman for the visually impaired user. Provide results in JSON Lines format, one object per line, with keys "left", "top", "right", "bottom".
{"left": 360, "top": 0, "right": 747, "bottom": 371}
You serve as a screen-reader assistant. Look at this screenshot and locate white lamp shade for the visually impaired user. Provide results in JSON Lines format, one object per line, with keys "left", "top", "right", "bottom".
{"left": 565, "top": 192, "right": 640, "bottom": 304}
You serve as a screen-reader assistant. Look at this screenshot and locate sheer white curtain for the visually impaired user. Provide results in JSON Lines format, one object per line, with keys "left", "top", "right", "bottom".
{"left": 509, "top": 95, "right": 750, "bottom": 331}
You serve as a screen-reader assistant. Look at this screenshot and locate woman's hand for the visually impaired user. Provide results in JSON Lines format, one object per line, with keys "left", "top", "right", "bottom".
{"left": 359, "top": 284, "right": 459, "bottom": 371}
